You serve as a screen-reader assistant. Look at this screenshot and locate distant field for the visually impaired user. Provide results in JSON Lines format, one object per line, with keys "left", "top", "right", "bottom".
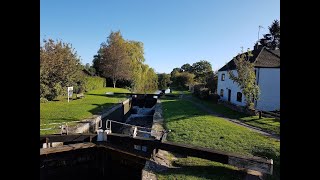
{"left": 40, "top": 87, "right": 130, "bottom": 135}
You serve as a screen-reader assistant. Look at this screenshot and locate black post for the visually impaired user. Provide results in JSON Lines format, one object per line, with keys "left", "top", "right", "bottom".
{"left": 259, "top": 111, "right": 262, "bottom": 119}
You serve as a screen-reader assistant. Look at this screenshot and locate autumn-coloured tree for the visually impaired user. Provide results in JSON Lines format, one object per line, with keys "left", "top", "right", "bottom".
{"left": 99, "top": 31, "right": 131, "bottom": 88}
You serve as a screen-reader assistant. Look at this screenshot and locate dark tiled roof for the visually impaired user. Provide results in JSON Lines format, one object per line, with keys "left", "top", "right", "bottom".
{"left": 82, "top": 69, "right": 93, "bottom": 76}
{"left": 218, "top": 47, "right": 280, "bottom": 71}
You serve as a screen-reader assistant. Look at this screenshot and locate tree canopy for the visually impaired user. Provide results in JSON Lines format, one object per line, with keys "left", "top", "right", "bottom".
{"left": 157, "top": 73, "right": 171, "bottom": 90}
{"left": 92, "top": 31, "right": 158, "bottom": 92}
{"left": 181, "top": 63, "right": 192, "bottom": 73}
{"left": 169, "top": 60, "right": 216, "bottom": 92}
{"left": 191, "top": 60, "right": 213, "bottom": 83}
{"left": 40, "top": 39, "right": 83, "bottom": 100}
{"left": 259, "top": 20, "right": 280, "bottom": 49}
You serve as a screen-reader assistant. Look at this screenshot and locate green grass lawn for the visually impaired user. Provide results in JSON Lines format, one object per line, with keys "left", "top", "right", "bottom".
{"left": 188, "top": 95, "right": 280, "bottom": 136}
{"left": 170, "top": 90, "right": 190, "bottom": 94}
{"left": 157, "top": 98, "right": 280, "bottom": 180}
{"left": 40, "top": 87, "right": 130, "bottom": 135}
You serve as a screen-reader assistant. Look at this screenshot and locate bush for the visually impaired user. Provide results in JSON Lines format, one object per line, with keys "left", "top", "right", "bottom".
{"left": 199, "top": 88, "right": 210, "bottom": 99}
{"left": 44, "top": 83, "right": 64, "bottom": 101}
{"left": 40, "top": 97, "right": 48, "bottom": 103}
{"left": 83, "top": 76, "right": 106, "bottom": 92}
{"left": 193, "top": 84, "right": 205, "bottom": 97}
{"left": 209, "top": 94, "right": 220, "bottom": 103}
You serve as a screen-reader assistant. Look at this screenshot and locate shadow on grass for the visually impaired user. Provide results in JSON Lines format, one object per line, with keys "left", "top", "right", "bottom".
{"left": 245, "top": 117, "right": 280, "bottom": 123}
{"left": 157, "top": 162, "right": 246, "bottom": 180}
{"left": 88, "top": 103, "right": 119, "bottom": 115}
{"left": 241, "top": 118, "right": 280, "bottom": 135}
{"left": 244, "top": 118, "right": 280, "bottom": 128}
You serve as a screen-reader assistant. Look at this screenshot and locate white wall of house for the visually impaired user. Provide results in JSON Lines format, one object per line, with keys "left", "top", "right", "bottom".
{"left": 217, "top": 70, "right": 246, "bottom": 106}
{"left": 255, "top": 68, "right": 280, "bottom": 111}
{"left": 217, "top": 68, "right": 280, "bottom": 111}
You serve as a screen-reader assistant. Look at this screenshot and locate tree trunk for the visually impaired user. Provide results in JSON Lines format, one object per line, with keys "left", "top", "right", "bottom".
{"left": 113, "top": 80, "right": 116, "bottom": 88}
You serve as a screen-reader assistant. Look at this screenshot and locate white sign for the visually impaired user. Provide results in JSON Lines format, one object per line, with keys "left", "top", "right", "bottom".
{"left": 67, "top": 86, "right": 73, "bottom": 102}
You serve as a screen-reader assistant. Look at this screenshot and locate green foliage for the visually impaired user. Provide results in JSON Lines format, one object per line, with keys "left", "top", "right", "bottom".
{"left": 83, "top": 76, "right": 106, "bottom": 92}
{"left": 157, "top": 73, "right": 171, "bottom": 90}
{"left": 259, "top": 20, "right": 280, "bottom": 49}
{"left": 40, "top": 39, "right": 83, "bottom": 100}
{"left": 93, "top": 31, "right": 158, "bottom": 93}
{"left": 204, "top": 71, "right": 217, "bottom": 93}
{"left": 193, "top": 84, "right": 205, "bottom": 98}
{"left": 170, "top": 67, "right": 182, "bottom": 78}
{"left": 192, "top": 60, "right": 213, "bottom": 83}
{"left": 228, "top": 49, "right": 260, "bottom": 109}
{"left": 199, "top": 88, "right": 210, "bottom": 99}
{"left": 171, "top": 72, "right": 195, "bottom": 90}
{"left": 97, "top": 31, "right": 131, "bottom": 88}
{"left": 181, "top": 63, "right": 192, "bottom": 72}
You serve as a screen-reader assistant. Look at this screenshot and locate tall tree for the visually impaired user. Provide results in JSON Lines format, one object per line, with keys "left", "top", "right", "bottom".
{"left": 192, "top": 60, "right": 213, "bottom": 83}
{"left": 174, "top": 72, "right": 195, "bottom": 90}
{"left": 259, "top": 20, "right": 280, "bottom": 49}
{"left": 157, "top": 73, "right": 171, "bottom": 90}
{"left": 228, "top": 49, "right": 260, "bottom": 109}
{"left": 40, "top": 39, "right": 83, "bottom": 100}
{"left": 205, "top": 71, "right": 217, "bottom": 93}
{"left": 93, "top": 31, "right": 158, "bottom": 92}
{"left": 92, "top": 52, "right": 103, "bottom": 76}
{"left": 126, "top": 40, "right": 145, "bottom": 92}
{"left": 99, "top": 31, "right": 131, "bottom": 88}
{"left": 171, "top": 67, "right": 182, "bottom": 76}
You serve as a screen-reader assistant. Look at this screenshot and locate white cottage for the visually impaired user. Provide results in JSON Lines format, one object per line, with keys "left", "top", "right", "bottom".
{"left": 217, "top": 46, "right": 280, "bottom": 111}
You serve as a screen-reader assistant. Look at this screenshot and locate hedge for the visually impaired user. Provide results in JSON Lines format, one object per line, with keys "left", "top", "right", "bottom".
{"left": 83, "top": 76, "right": 106, "bottom": 92}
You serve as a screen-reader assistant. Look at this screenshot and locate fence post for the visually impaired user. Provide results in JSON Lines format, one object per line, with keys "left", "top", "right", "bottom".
{"left": 259, "top": 111, "right": 262, "bottom": 119}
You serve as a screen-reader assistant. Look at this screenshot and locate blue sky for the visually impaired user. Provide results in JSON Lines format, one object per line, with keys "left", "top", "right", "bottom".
{"left": 40, "top": 0, "right": 280, "bottom": 73}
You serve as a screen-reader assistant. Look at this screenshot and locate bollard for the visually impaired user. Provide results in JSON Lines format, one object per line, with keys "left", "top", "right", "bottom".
{"left": 259, "top": 111, "right": 262, "bottom": 119}
{"left": 61, "top": 124, "right": 68, "bottom": 135}
{"left": 132, "top": 126, "right": 137, "bottom": 138}
{"left": 97, "top": 129, "right": 104, "bottom": 141}
{"left": 104, "top": 129, "right": 111, "bottom": 141}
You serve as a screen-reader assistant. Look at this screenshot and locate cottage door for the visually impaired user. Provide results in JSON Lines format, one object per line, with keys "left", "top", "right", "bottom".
{"left": 228, "top": 89, "right": 231, "bottom": 102}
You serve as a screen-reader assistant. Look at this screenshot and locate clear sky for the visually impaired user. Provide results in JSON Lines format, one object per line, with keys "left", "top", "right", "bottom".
{"left": 40, "top": 0, "right": 280, "bottom": 73}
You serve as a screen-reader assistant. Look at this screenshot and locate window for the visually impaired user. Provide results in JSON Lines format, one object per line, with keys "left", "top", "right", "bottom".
{"left": 221, "top": 74, "right": 225, "bottom": 81}
{"left": 220, "top": 89, "right": 224, "bottom": 97}
{"left": 237, "top": 92, "right": 242, "bottom": 102}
